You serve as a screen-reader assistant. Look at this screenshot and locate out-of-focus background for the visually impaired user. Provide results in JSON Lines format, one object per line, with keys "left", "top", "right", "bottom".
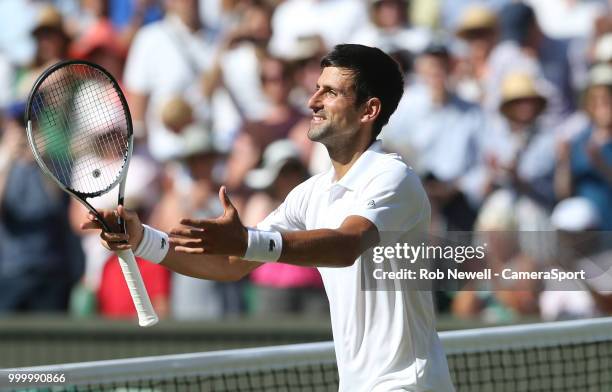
{"left": 0, "top": 0, "right": 611, "bottom": 368}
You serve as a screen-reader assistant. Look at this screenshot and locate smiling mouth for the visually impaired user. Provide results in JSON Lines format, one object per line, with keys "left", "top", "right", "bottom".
{"left": 312, "top": 114, "right": 326, "bottom": 122}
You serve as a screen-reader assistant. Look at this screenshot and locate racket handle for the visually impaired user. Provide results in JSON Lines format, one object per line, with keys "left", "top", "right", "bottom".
{"left": 116, "top": 249, "right": 159, "bottom": 327}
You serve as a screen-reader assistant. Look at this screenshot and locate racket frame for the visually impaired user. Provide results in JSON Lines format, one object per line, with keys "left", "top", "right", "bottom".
{"left": 25, "top": 60, "right": 158, "bottom": 327}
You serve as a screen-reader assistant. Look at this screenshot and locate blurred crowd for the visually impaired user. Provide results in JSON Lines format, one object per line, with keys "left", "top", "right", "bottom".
{"left": 0, "top": 0, "right": 611, "bottom": 324}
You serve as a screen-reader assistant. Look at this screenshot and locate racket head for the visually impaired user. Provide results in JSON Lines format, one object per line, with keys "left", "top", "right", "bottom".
{"left": 25, "top": 60, "right": 133, "bottom": 200}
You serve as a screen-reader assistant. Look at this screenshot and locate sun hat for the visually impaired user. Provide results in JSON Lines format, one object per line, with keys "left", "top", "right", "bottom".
{"left": 32, "top": 5, "right": 69, "bottom": 40}
{"left": 499, "top": 72, "right": 547, "bottom": 117}
{"left": 456, "top": 5, "right": 498, "bottom": 39}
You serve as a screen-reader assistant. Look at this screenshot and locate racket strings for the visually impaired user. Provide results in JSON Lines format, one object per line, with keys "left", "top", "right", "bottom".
{"left": 29, "top": 63, "right": 129, "bottom": 196}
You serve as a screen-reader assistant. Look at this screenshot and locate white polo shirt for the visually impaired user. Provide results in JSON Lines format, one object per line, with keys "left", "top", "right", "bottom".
{"left": 257, "top": 141, "right": 455, "bottom": 392}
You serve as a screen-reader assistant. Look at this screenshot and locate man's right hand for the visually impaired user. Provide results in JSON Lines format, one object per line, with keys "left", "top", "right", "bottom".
{"left": 80, "top": 206, "right": 144, "bottom": 251}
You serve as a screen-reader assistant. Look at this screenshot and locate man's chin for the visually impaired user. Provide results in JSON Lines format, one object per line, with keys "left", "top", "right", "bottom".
{"left": 307, "top": 126, "right": 326, "bottom": 142}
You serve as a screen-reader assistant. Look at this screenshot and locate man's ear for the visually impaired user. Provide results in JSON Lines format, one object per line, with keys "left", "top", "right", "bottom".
{"left": 360, "top": 97, "right": 382, "bottom": 126}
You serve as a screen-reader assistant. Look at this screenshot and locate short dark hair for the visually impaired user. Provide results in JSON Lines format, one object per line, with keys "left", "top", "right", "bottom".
{"left": 320, "top": 44, "right": 404, "bottom": 139}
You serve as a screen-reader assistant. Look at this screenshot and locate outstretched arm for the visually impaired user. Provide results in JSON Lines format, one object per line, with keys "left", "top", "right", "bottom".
{"left": 169, "top": 187, "right": 380, "bottom": 268}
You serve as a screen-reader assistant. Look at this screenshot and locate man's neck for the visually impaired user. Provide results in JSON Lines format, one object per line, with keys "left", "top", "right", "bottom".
{"left": 328, "top": 136, "right": 374, "bottom": 181}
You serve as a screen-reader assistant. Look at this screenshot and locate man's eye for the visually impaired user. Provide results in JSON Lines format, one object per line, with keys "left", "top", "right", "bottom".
{"left": 327, "top": 90, "right": 337, "bottom": 96}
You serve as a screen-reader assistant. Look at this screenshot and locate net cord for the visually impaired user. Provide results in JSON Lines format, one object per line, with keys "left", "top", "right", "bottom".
{"left": 6, "top": 317, "right": 612, "bottom": 387}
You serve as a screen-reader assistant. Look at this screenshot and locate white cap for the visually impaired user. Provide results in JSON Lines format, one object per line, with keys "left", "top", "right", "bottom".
{"left": 245, "top": 140, "right": 301, "bottom": 189}
{"left": 551, "top": 197, "right": 601, "bottom": 231}
{"left": 588, "top": 63, "right": 612, "bottom": 87}
{"left": 167, "top": 123, "right": 216, "bottom": 161}
{"left": 595, "top": 33, "right": 612, "bottom": 63}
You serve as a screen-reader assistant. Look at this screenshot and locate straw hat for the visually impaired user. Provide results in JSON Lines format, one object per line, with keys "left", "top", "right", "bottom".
{"left": 32, "top": 5, "right": 69, "bottom": 40}
{"left": 456, "top": 5, "right": 497, "bottom": 39}
{"left": 499, "top": 72, "right": 546, "bottom": 116}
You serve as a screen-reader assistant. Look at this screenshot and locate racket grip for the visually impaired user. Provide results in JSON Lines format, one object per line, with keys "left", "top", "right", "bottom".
{"left": 116, "top": 249, "right": 159, "bottom": 327}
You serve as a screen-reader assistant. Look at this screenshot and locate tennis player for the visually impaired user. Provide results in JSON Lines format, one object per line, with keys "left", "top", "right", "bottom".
{"left": 84, "top": 44, "right": 455, "bottom": 392}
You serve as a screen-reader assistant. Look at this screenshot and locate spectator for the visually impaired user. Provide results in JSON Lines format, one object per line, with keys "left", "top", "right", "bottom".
{"left": 474, "top": 72, "right": 556, "bottom": 267}
{"left": 123, "top": 0, "right": 217, "bottom": 161}
{"left": 478, "top": 72, "right": 557, "bottom": 212}
{"left": 242, "top": 140, "right": 327, "bottom": 317}
{"left": 0, "top": 103, "right": 84, "bottom": 313}
{"left": 438, "top": 0, "right": 511, "bottom": 32}
{"left": 555, "top": 64, "right": 612, "bottom": 230}
{"left": 525, "top": 0, "right": 607, "bottom": 40}
{"left": 484, "top": 2, "right": 574, "bottom": 125}
{"left": 350, "top": 0, "right": 431, "bottom": 72}
{"left": 15, "top": 5, "right": 71, "bottom": 100}
{"left": 453, "top": 4, "right": 499, "bottom": 103}
{"left": 224, "top": 57, "right": 310, "bottom": 191}
{"left": 70, "top": 18, "right": 127, "bottom": 81}
{"left": 202, "top": 0, "right": 275, "bottom": 137}
{"left": 148, "top": 103, "right": 226, "bottom": 319}
{"left": 383, "top": 43, "right": 485, "bottom": 230}
{"left": 540, "top": 197, "right": 612, "bottom": 321}
{"left": 268, "top": 0, "right": 368, "bottom": 59}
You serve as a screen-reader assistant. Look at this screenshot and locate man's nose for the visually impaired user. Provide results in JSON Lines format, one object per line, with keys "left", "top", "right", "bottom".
{"left": 308, "top": 90, "right": 323, "bottom": 111}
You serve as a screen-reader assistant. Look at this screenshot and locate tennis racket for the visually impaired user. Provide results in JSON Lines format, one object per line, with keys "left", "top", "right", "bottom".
{"left": 25, "top": 60, "right": 158, "bottom": 327}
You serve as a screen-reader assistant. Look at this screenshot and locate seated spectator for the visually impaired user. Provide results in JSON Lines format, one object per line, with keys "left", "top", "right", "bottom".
{"left": 15, "top": 5, "right": 71, "bottom": 100}
{"left": 350, "top": 0, "right": 431, "bottom": 72}
{"left": 555, "top": 64, "right": 612, "bottom": 230}
{"left": 438, "top": 0, "right": 511, "bottom": 33}
{"left": 242, "top": 140, "right": 327, "bottom": 317}
{"left": 475, "top": 72, "right": 556, "bottom": 268}
{"left": 452, "top": 204, "right": 541, "bottom": 323}
{"left": 540, "top": 197, "right": 612, "bottom": 321}
{"left": 479, "top": 72, "right": 557, "bottom": 212}
{"left": 224, "top": 56, "right": 310, "bottom": 191}
{"left": 0, "top": 102, "right": 84, "bottom": 313}
{"left": 484, "top": 2, "right": 574, "bottom": 126}
{"left": 453, "top": 5, "right": 499, "bottom": 103}
{"left": 383, "top": 43, "right": 485, "bottom": 230}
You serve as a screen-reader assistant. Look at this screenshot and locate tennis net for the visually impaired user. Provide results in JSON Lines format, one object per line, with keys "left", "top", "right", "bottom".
{"left": 2, "top": 317, "right": 611, "bottom": 391}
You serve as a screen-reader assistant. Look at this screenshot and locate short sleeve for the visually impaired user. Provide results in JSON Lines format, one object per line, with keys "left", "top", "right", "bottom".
{"left": 124, "top": 29, "right": 154, "bottom": 94}
{"left": 256, "top": 180, "right": 310, "bottom": 232}
{"left": 348, "top": 168, "right": 429, "bottom": 234}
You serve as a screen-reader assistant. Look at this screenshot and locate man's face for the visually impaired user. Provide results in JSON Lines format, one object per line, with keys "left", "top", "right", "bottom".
{"left": 307, "top": 67, "right": 363, "bottom": 145}
{"left": 587, "top": 86, "right": 612, "bottom": 128}
{"left": 416, "top": 55, "right": 448, "bottom": 93}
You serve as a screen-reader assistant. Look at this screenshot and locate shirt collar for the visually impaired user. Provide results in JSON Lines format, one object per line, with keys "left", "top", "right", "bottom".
{"left": 326, "top": 140, "right": 384, "bottom": 192}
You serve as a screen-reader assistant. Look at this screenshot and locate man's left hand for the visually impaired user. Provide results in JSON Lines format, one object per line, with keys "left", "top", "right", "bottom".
{"left": 169, "top": 186, "right": 248, "bottom": 257}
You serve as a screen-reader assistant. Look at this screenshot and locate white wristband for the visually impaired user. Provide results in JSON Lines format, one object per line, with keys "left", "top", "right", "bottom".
{"left": 243, "top": 228, "right": 282, "bottom": 262}
{"left": 134, "top": 225, "right": 170, "bottom": 264}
